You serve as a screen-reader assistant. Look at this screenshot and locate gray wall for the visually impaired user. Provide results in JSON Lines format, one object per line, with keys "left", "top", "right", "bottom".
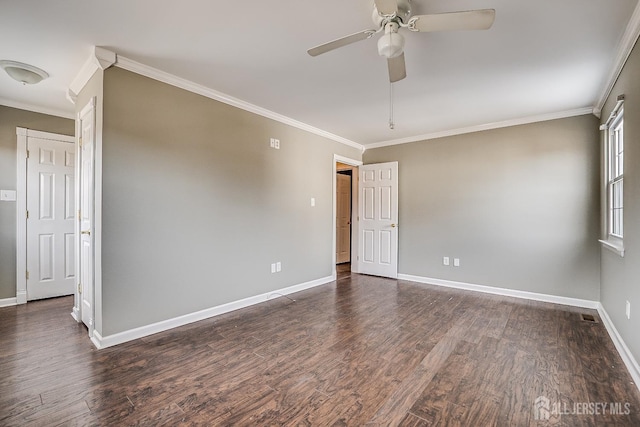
{"left": 600, "top": 39, "right": 640, "bottom": 365}
{"left": 0, "top": 106, "right": 74, "bottom": 300}
{"left": 100, "top": 67, "right": 362, "bottom": 335}
{"left": 364, "top": 114, "right": 601, "bottom": 300}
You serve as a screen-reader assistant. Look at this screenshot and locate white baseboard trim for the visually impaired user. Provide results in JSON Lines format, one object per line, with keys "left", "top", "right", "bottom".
{"left": 397, "top": 274, "right": 599, "bottom": 309}
{"left": 91, "top": 275, "right": 334, "bottom": 349}
{"left": 0, "top": 297, "right": 17, "bottom": 308}
{"left": 597, "top": 304, "right": 640, "bottom": 391}
{"left": 16, "top": 291, "right": 27, "bottom": 305}
{"left": 71, "top": 307, "right": 80, "bottom": 322}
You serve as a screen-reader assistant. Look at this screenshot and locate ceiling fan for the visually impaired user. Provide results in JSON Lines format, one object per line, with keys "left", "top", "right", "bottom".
{"left": 307, "top": 0, "right": 495, "bottom": 83}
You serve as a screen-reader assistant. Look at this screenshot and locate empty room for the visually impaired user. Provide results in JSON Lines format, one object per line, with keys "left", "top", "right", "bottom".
{"left": 2, "top": 0, "right": 640, "bottom": 425}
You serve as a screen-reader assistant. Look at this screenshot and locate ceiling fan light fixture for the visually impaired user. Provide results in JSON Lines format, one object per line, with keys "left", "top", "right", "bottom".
{"left": 0, "top": 60, "right": 49, "bottom": 85}
{"left": 378, "top": 28, "right": 405, "bottom": 59}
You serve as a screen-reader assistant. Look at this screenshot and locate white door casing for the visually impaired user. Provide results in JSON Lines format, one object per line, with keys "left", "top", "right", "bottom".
{"left": 336, "top": 172, "right": 352, "bottom": 264}
{"left": 358, "top": 162, "right": 399, "bottom": 278}
{"left": 25, "top": 136, "right": 76, "bottom": 300}
{"left": 77, "top": 99, "right": 96, "bottom": 332}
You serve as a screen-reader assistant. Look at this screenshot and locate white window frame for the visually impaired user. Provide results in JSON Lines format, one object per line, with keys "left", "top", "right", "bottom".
{"left": 599, "top": 95, "right": 625, "bottom": 256}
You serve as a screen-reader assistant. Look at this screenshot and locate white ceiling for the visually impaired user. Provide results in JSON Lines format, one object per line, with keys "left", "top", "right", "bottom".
{"left": 0, "top": 0, "right": 638, "bottom": 147}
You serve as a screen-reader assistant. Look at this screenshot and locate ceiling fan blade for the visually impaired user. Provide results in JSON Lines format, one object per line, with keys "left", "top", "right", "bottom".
{"left": 375, "top": 0, "right": 398, "bottom": 16}
{"left": 388, "top": 53, "right": 406, "bottom": 83}
{"left": 307, "top": 29, "right": 377, "bottom": 57}
{"left": 409, "top": 9, "right": 495, "bottom": 32}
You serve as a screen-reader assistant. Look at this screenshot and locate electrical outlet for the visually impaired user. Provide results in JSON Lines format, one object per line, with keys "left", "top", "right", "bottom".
{"left": 443, "top": 256, "right": 450, "bottom": 266}
{"left": 271, "top": 263, "right": 276, "bottom": 273}
{"left": 453, "top": 258, "right": 460, "bottom": 267}
{"left": 626, "top": 300, "right": 631, "bottom": 319}
{"left": 276, "top": 262, "right": 282, "bottom": 272}
{"left": 270, "top": 138, "right": 280, "bottom": 149}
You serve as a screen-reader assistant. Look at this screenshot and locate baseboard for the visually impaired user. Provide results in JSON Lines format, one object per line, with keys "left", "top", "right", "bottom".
{"left": 91, "top": 275, "right": 334, "bottom": 349}
{"left": 397, "top": 274, "right": 599, "bottom": 309}
{"left": 70, "top": 307, "right": 80, "bottom": 322}
{"left": 0, "top": 297, "right": 17, "bottom": 308}
{"left": 597, "top": 304, "right": 640, "bottom": 391}
{"left": 16, "top": 291, "right": 27, "bottom": 304}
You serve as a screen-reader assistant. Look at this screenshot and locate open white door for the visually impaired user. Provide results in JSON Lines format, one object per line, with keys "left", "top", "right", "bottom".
{"left": 25, "top": 133, "right": 76, "bottom": 300}
{"left": 358, "top": 162, "right": 398, "bottom": 278}
{"left": 77, "top": 99, "right": 95, "bottom": 331}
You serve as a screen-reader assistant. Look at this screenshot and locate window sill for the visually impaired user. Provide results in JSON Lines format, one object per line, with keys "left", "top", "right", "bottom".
{"left": 599, "top": 239, "right": 625, "bottom": 257}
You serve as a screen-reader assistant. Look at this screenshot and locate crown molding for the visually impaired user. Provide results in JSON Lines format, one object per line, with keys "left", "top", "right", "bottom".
{"left": 67, "top": 46, "right": 116, "bottom": 105}
{"left": 593, "top": 1, "right": 640, "bottom": 118}
{"left": 113, "top": 54, "right": 365, "bottom": 152}
{"left": 365, "top": 107, "right": 594, "bottom": 149}
{"left": 0, "top": 97, "right": 74, "bottom": 119}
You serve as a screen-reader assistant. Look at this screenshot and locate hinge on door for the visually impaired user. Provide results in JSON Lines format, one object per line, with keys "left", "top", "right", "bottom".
{"left": 78, "top": 283, "right": 82, "bottom": 294}
{"left": 26, "top": 150, "right": 30, "bottom": 159}
{"left": 79, "top": 137, "right": 83, "bottom": 147}
{"left": 26, "top": 210, "right": 29, "bottom": 219}
{"left": 78, "top": 210, "right": 81, "bottom": 220}
{"left": 26, "top": 271, "right": 29, "bottom": 280}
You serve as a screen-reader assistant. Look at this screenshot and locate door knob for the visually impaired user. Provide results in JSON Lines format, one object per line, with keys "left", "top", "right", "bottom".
{"left": 81, "top": 230, "right": 91, "bottom": 235}
{"left": 391, "top": 223, "right": 397, "bottom": 228}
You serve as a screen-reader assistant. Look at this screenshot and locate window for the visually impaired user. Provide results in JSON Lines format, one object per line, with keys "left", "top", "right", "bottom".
{"left": 600, "top": 95, "right": 625, "bottom": 256}
{"left": 608, "top": 109, "right": 624, "bottom": 238}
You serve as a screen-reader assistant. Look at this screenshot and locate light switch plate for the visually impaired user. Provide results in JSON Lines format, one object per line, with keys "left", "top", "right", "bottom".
{"left": 0, "top": 190, "right": 16, "bottom": 201}
{"left": 453, "top": 258, "right": 460, "bottom": 267}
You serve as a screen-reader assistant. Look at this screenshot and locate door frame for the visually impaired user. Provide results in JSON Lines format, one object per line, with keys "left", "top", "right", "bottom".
{"left": 73, "top": 97, "right": 100, "bottom": 341}
{"left": 16, "top": 128, "right": 76, "bottom": 305}
{"left": 332, "top": 154, "right": 362, "bottom": 278}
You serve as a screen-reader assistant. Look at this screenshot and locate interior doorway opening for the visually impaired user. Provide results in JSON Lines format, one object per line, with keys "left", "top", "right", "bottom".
{"left": 336, "top": 167, "right": 352, "bottom": 265}
{"left": 333, "top": 155, "right": 362, "bottom": 280}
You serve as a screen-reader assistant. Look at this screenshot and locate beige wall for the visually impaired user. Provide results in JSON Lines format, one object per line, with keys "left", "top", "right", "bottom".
{"left": 364, "top": 114, "right": 601, "bottom": 300}
{"left": 0, "top": 106, "right": 74, "bottom": 300}
{"left": 600, "top": 39, "right": 640, "bottom": 365}
{"left": 100, "top": 67, "right": 362, "bottom": 335}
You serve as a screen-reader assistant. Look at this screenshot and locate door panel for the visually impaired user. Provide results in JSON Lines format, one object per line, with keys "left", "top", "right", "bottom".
{"left": 358, "top": 162, "right": 398, "bottom": 278}
{"left": 26, "top": 137, "right": 75, "bottom": 300}
{"left": 78, "top": 102, "right": 95, "bottom": 329}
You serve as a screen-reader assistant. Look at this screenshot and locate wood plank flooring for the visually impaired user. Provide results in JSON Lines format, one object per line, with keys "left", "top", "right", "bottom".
{"left": 1, "top": 274, "right": 640, "bottom": 426}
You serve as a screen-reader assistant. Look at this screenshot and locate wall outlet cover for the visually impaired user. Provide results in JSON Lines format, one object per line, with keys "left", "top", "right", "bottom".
{"left": 0, "top": 190, "right": 17, "bottom": 201}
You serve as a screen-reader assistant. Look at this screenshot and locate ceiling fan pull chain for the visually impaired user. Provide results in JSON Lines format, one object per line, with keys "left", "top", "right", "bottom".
{"left": 389, "top": 81, "right": 395, "bottom": 130}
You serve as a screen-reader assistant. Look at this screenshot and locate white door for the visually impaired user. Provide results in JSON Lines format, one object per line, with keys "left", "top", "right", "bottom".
{"left": 26, "top": 136, "right": 76, "bottom": 300}
{"left": 358, "top": 162, "right": 398, "bottom": 278}
{"left": 78, "top": 101, "right": 95, "bottom": 329}
{"left": 336, "top": 172, "right": 352, "bottom": 264}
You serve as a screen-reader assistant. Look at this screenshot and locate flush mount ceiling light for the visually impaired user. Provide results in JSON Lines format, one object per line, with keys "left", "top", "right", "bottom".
{"left": 0, "top": 60, "right": 49, "bottom": 85}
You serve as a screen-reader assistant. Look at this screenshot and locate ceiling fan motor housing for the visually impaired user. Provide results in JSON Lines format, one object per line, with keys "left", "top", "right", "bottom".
{"left": 372, "top": 0, "right": 412, "bottom": 27}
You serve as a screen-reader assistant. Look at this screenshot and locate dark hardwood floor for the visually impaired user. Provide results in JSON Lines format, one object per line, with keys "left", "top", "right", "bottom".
{"left": 1, "top": 274, "right": 640, "bottom": 426}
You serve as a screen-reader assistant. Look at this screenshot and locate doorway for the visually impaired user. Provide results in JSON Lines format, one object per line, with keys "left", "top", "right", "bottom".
{"left": 333, "top": 155, "right": 362, "bottom": 279}
{"left": 336, "top": 167, "right": 352, "bottom": 264}
{"left": 16, "top": 128, "right": 76, "bottom": 303}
